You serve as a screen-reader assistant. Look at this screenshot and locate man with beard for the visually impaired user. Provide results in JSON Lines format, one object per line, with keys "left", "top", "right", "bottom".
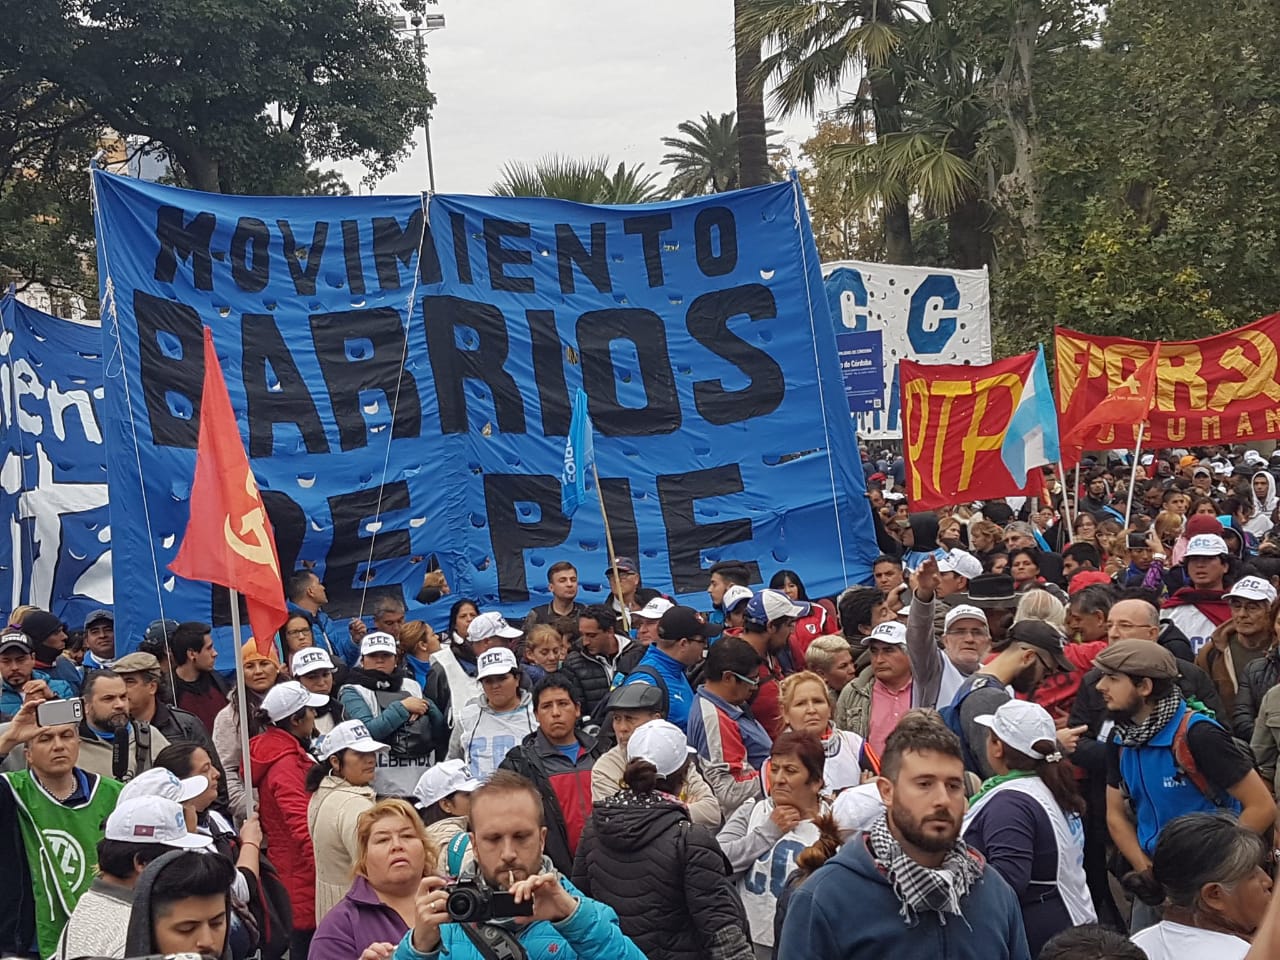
{"left": 946, "top": 621, "right": 1082, "bottom": 779}
{"left": 75, "top": 670, "right": 170, "bottom": 781}
{"left": 1095, "top": 640, "right": 1272, "bottom": 932}
{"left": 910, "top": 556, "right": 991, "bottom": 709}
{"left": 778, "top": 710, "right": 1029, "bottom": 959}
{"left": 390, "top": 770, "right": 647, "bottom": 960}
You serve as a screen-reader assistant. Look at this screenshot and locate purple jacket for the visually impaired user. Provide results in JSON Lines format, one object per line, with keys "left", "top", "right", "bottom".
{"left": 310, "top": 875, "right": 409, "bottom": 960}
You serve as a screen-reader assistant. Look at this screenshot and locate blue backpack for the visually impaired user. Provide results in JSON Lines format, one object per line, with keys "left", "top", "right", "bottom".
{"left": 939, "top": 674, "right": 1005, "bottom": 773}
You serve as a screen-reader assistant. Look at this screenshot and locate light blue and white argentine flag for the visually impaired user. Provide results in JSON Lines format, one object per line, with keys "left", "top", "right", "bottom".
{"left": 1000, "top": 346, "right": 1060, "bottom": 483}
{"left": 561, "top": 388, "right": 595, "bottom": 517}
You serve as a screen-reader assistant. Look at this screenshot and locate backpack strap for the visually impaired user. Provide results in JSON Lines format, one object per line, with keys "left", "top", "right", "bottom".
{"left": 134, "top": 721, "right": 153, "bottom": 775}
{"left": 446, "top": 831, "right": 471, "bottom": 876}
{"left": 1171, "top": 710, "right": 1230, "bottom": 807}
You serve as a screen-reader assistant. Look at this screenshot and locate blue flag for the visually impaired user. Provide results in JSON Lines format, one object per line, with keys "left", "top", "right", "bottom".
{"left": 561, "top": 388, "right": 595, "bottom": 517}
{"left": 1000, "top": 346, "right": 1061, "bottom": 483}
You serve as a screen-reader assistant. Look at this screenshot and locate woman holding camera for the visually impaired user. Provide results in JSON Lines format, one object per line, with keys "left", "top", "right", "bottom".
{"left": 310, "top": 799, "right": 438, "bottom": 960}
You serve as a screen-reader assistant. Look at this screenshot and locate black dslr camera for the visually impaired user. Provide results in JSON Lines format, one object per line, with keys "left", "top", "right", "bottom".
{"left": 445, "top": 879, "right": 533, "bottom": 923}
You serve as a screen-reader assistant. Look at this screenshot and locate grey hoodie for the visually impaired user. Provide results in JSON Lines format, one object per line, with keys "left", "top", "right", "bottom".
{"left": 125, "top": 850, "right": 233, "bottom": 960}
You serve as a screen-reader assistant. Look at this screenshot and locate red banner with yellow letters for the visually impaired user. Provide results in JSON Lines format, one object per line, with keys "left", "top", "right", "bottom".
{"left": 901, "top": 352, "right": 1038, "bottom": 509}
{"left": 1055, "top": 316, "right": 1280, "bottom": 450}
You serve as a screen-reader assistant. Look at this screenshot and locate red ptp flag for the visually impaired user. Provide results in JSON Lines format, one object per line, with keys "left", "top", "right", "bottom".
{"left": 1058, "top": 342, "right": 1162, "bottom": 468}
{"left": 169, "top": 327, "right": 287, "bottom": 655}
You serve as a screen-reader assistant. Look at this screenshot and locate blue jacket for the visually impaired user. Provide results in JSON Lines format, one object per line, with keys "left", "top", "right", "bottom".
{"left": 1114, "top": 699, "right": 1243, "bottom": 855}
{"left": 1, "top": 672, "right": 78, "bottom": 720}
{"left": 286, "top": 601, "right": 360, "bottom": 666}
{"left": 622, "top": 645, "right": 694, "bottom": 731}
{"left": 390, "top": 876, "right": 647, "bottom": 960}
{"left": 778, "top": 834, "right": 1030, "bottom": 960}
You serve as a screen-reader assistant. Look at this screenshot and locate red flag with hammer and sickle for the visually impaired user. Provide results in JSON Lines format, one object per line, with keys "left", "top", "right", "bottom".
{"left": 170, "top": 327, "right": 287, "bottom": 655}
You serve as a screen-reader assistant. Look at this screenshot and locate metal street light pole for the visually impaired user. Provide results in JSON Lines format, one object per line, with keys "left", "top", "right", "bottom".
{"left": 399, "top": 7, "right": 445, "bottom": 193}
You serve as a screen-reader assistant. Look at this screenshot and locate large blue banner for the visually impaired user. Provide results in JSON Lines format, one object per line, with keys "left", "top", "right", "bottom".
{"left": 93, "top": 173, "right": 876, "bottom": 653}
{"left": 0, "top": 294, "right": 111, "bottom": 625}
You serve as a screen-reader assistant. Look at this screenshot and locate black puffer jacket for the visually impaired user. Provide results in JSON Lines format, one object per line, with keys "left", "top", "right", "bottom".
{"left": 571, "top": 793, "right": 752, "bottom": 960}
{"left": 1232, "top": 648, "right": 1280, "bottom": 742}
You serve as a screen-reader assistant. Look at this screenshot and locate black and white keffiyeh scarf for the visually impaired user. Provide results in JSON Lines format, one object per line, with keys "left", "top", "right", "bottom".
{"left": 1113, "top": 689, "right": 1181, "bottom": 747}
{"left": 868, "top": 813, "right": 983, "bottom": 926}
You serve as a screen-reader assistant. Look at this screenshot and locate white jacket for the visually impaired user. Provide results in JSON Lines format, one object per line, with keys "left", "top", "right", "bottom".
{"left": 446, "top": 689, "right": 536, "bottom": 780}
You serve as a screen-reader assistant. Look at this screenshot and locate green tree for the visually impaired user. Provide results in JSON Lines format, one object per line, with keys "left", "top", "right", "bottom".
{"left": 662, "top": 111, "right": 784, "bottom": 197}
{"left": 791, "top": 118, "right": 884, "bottom": 261}
{"left": 734, "top": 0, "right": 772, "bottom": 187}
{"left": 491, "top": 156, "right": 662, "bottom": 204}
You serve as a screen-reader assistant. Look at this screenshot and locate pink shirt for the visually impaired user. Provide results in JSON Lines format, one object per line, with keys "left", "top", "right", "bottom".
{"left": 868, "top": 678, "right": 913, "bottom": 757}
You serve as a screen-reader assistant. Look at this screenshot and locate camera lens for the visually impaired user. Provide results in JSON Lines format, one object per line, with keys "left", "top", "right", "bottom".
{"left": 446, "top": 887, "right": 484, "bottom": 923}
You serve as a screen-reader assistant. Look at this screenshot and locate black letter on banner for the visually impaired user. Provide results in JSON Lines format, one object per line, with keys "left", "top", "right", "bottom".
{"left": 309, "top": 308, "right": 422, "bottom": 451}
{"left": 623, "top": 213, "right": 673, "bottom": 287}
{"left": 422, "top": 296, "right": 527, "bottom": 435}
{"left": 373, "top": 209, "right": 426, "bottom": 290}
{"left": 657, "top": 465, "right": 759, "bottom": 592}
{"left": 154, "top": 206, "right": 215, "bottom": 290}
{"left": 598, "top": 478, "right": 639, "bottom": 562}
{"left": 278, "top": 220, "right": 329, "bottom": 297}
{"left": 484, "top": 474, "right": 569, "bottom": 602}
{"left": 323, "top": 484, "right": 411, "bottom": 618}
{"left": 230, "top": 217, "right": 270, "bottom": 292}
{"left": 212, "top": 489, "right": 305, "bottom": 626}
{"left": 485, "top": 219, "right": 535, "bottom": 293}
{"left": 242, "top": 313, "right": 328, "bottom": 457}
{"left": 528, "top": 309, "right": 570, "bottom": 436}
{"left": 555, "top": 222, "right": 610, "bottom": 295}
{"left": 576, "top": 308, "right": 680, "bottom": 436}
{"left": 450, "top": 212, "right": 473, "bottom": 284}
{"left": 693, "top": 207, "right": 738, "bottom": 277}
{"left": 687, "top": 284, "right": 786, "bottom": 424}
{"left": 134, "top": 290, "right": 202, "bottom": 449}
{"left": 341, "top": 220, "right": 366, "bottom": 295}
{"left": 420, "top": 217, "right": 443, "bottom": 284}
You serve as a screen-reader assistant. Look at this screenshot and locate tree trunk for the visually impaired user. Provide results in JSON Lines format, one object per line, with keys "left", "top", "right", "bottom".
{"left": 867, "top": 1, "right": 913, "bottom": 264}
{"left": 993, "top": 0, "right": 1041, "bottom": 251}
{"left": 733, "top": 0, "right": 770, "bottom": 187}
{"left": 947, "top": 194, "right": 993, "bottom": 270}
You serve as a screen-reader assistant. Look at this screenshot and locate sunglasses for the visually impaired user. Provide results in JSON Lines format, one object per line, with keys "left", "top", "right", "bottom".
{"left": 728, "top": 671, "right": 761, "bottom": 689}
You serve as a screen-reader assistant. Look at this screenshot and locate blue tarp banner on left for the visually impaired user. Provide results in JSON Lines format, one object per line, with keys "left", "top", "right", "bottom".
{"left": 92, "top": 172, "right": 877, "bottom": 654}
{"left": 0, "top": 294, "right": 111, "bottom": 626}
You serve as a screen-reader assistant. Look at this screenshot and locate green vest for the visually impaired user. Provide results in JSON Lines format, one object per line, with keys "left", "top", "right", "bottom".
{"left": 2, "top": 769, "right": 123, "bottom": 958}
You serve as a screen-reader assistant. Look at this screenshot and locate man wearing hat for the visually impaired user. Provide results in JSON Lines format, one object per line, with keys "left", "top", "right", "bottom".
{"left": 1162, "top": 531, "right": 1233, "bottom": 662}
{"left": 21, "top": 609, "right": 82, "bottom": 690}
{"left": 590, "top": 683, "right": 719, "bottom": 825}
{"left": 928, "top": 548, "right": 983, "bottom": 635}
{"left": 910, "top": 557, "right": 993, "bottom": 710}
{"left": 835, "top": 621, "right": 916, "bottom": 757}
{"left": 1094, "top": 639, "right": 1273, "bottom": 932}
{"left": 113, "top": 650, "right": 230, "bottom": 805}
{"left": 719, "top": 584, "right": 753, "bottom": 636}
{"left": 739, "top": 589, "right": 810, "bottom": 739}
{"left": 944, "top": 620, "right": 1080, "bottom": 779}
{"left": 81, "top": 609, "right": 116, "bottom": 670}
{"left": 1196, "top": 574, "right": 1278, "bottom": 722}
{"left": 620, "top": 604, "right": 711, "bottom": 732}
{"left": 0, "top": 631, "right": 77, "bottom": 721}
{"left": 56, "top": 793, "right": 213, "bottom": 960}
{"left": 629, "top": 595, "right": 674, "bottom": 647}
{"left": 602, "top": 556, "right": 661, "bottom": 621}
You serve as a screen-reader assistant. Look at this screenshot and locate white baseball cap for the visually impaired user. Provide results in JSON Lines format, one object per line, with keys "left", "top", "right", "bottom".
{"left": 476, "top": 646, "right": 519, "bottom": 679}
{"left": 1184, "top": 533, "right": 1229, "bottom": 558}
{"left": 634, "top": 596, "right": 675, "bottom": 621}
{"left": 291, "top": 646, "right": 335, "bottom": 676}
{"left": 943, "top": 604, "right": 989, "bottom": 633}
{"left": 744, "top": 588, "right": 810, "bottom": 626}
{"left": 414, "top": 758, "right": 482, "bottom": 808}
{"left": 974, "top": 699, "right": 1061, "bottom": 760}
{"left": 1226, "top": 576, "right": 1278, "bottom": 604}
{"left": 866, "top": 621, "right": 908, "bottom": 647}
{"left": 260, "top": 680, "right": 329, "bottom": 721}
{"left": 938, "top": 549, "right": 983, "bottom": 581}
{"left": 316, "top": 719, "right": 390, "bottom": 760}
{"left": 360, "top": 631, "right": 399, "bottom": 657}
{"left": 626, "top": 719, "right": 693, "bottom": 776}
{"left": 721, "top": 585, "right": 753, "bottom": 612}
{"left": 118, "top": 767, "right": 209, "bottom": 806}
{"left": 104, "top": 796, "right": 213, "bottom": 849}
{"left": 468, "top": 611, "right": 522, "bottom": 643}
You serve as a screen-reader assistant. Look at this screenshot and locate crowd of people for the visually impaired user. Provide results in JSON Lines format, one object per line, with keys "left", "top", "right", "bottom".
{"left": 6, "top": 443, "right": 1280, "bottom": 958}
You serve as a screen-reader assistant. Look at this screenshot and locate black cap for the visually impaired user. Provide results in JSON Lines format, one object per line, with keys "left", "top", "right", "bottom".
{"left": 607, "top": 683, "right": 664, "bottom": 713}
{"left": 84, "top": 608, "right": 113, "bottom": 630}
{"left": 1002, "top": 619, "right": 1073, "bottom": 673}
{"left": 144, "top": 618, "right": 181, "bottom": 646}
{"left": 658, "top": 606, "right": 713, "bottom": 641}
{"left": 0, "top": 631, "right": 33, "bottom": 655}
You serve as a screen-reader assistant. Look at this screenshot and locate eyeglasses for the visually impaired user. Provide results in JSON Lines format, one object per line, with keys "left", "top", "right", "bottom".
{"left": 285, "top": 628, "right": 312, "bottom": 638}
{"left": 945, "top": 628, "right": 988, "bottom": 638}
{"left": 727, "top": 671, "right": 761, "bottom": 689}
{"left": 1228, "top": 599, "right": 1268, "bottom": 611}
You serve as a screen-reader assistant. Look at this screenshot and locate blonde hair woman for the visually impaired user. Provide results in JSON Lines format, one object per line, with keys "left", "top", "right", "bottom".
{"left": 1013, "top": 588, "right": 1066, "bottom": 630}
{"left": 309, "top": 799, "right": 438, "bottom": 960}
{"left": 779, "top": 671, "right": 874, "bottom": 787}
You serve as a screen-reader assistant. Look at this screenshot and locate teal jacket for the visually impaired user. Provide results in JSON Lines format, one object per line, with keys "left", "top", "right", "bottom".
{"left": 390, "top": 875, "right": 646, "bottom": 960}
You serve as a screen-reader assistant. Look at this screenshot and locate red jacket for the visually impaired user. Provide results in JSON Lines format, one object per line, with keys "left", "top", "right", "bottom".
{"left": 787, "top": 601, "right": 838, "bottom": 667}
{"left": 249, "top": 726, "right": 318, "bottom": 929}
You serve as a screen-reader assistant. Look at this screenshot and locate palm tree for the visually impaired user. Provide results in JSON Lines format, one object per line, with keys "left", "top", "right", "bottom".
{"left": 490, "top": 156, "right": 662, "bottom": 203}
{"left": 734, "top": 0, "right": 771, "bottom": 187}
{"left": 661, "top": 112, "right": 741, "bottom": 196}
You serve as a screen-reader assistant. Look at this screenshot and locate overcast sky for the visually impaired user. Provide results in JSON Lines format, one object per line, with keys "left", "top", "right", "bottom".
{"left": 338, "top": 0, "right": 840, "bottom": 196}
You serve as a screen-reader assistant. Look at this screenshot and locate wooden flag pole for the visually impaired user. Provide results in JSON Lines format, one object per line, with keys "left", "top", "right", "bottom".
{"left": 1057, "top": 459, "right": 1074, "bottom": 544}
{"left": 230, "top": 588, "right": 256, "bottom": 814}
{"left": 592, "top": 462, "right": 631, "bottom": 634}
